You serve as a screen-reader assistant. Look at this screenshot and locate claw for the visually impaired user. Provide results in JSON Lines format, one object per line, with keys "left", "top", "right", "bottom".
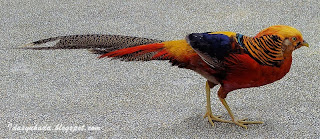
{"left": 234, "top": 120, "right": 248, "bottom": 129}
{"left": 205, "top": 113, "right": 216, "bottom": 126}
{"left": 204, "top": 111, "right": 233, "bottom": 126}
{"left": 230, "top": 118, "right": 264, "bottom": 129}
{"left": 237, "top": 119, "right": 264, "bottom": 125}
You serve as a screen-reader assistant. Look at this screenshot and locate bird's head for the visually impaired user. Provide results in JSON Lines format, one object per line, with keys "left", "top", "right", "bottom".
{"left": 255, "top": 25, "right": 309, "bottom": 55}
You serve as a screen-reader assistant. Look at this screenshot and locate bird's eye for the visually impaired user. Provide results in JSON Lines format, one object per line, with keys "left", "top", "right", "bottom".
{"left": 292, "top": 37, "right": 297, "bottom": 41}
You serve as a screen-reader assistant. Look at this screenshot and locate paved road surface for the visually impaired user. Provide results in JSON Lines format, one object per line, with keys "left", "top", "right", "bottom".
{"left": 1, "top": 0, "right": 319, "bottom": 138}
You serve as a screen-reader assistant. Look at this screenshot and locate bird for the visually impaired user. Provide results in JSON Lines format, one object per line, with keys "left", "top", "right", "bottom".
{"left": 22, "top": 25, "right": 309, "bottom": 129}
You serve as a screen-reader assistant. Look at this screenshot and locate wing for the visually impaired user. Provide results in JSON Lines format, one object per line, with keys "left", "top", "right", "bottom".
{"left": 186, "top": 32, "right": 241, "bottom": 69}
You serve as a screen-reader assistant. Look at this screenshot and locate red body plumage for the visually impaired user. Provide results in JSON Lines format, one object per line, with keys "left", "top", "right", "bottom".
{"left": 219, "top": 54, "right": 292, "bottom": 98}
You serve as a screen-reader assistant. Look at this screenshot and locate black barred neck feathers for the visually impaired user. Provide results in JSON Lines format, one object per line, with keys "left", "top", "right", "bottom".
{"left": 236, "top": 34, "right": 284, "bottom": 66}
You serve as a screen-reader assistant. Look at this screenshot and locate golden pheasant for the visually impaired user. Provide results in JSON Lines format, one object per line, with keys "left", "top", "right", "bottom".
{"left": 23, "top": 25, "right": 309, "bottom": 129}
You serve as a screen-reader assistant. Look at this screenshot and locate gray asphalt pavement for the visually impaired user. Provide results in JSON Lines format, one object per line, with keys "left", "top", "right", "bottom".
{"left": 1, "top": 0, "right": 319, "bottom": 138}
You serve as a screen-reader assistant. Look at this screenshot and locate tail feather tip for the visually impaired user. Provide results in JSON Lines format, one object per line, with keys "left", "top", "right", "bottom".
{"left": 20, "top": 42, "right": 35, "bottom": 48}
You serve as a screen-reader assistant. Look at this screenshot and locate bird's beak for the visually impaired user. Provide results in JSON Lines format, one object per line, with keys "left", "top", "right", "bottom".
{"left": 302, "top": 40, "right": 309, "bottom": 47}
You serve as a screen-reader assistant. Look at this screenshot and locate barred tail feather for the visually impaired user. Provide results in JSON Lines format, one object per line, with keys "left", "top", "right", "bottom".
{"left": 21, "top": 34, "right": 163, "bottom": 51}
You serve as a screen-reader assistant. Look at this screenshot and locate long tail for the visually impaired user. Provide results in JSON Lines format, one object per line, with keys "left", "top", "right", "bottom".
{"left": 22, "top": 34, "right": 200, "bottom": 68}
{"left": 22, "top": 34, "right": 163, "bottom": 51}
{"left": 21, "top": 34, "right": 177, "bottom": 61}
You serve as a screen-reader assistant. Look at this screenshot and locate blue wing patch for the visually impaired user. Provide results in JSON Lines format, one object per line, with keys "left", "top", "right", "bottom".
{"left": 187, "top": 33, "right": 231, "bottom": 60}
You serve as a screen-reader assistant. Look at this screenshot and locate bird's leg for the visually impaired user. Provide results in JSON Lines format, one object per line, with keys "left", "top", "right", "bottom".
{"left": 204, "top": 81, "right": 232, "bottom": 126}
{"left": 218, "top": 97, "right": 263, "bottom": 129}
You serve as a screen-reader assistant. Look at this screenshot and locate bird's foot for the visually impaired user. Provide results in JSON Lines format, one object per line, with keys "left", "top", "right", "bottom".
{"left": 204, "top": 111, "right": 232, "bottom": 126}
{"left": 233, "top": 118, "right": 264, "bottom": 129}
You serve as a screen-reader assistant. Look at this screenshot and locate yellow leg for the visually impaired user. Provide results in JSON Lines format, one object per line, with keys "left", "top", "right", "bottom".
{"left": 204, "top": 81, "right": 232, "bottom": 126}
{"left": 219, "top": 97, "right": 264, "bottom": 129}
